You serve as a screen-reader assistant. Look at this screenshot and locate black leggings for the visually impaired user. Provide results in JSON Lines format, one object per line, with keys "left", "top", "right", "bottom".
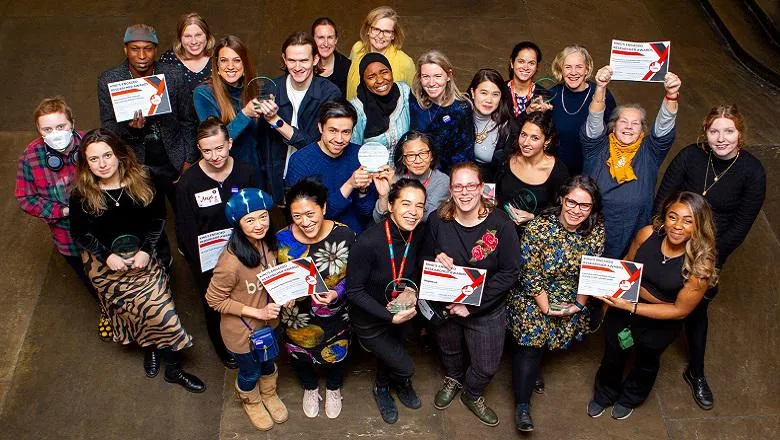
{"left": 290, "top": 357, "right": 347, "bottom": 390}
{"left": 190, "top": 265, "right": 230, "bottom": 361}
{"left": 355, "top": 324, "right": 415, "bottom": 387}
{"left": 511, "top": 343, "right": 544, "bottom": 405}
{"left": 684, "top": 285, "right": 717, "bottom": 376}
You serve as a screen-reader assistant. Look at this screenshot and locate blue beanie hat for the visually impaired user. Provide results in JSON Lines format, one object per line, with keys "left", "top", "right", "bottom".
{"left": 224, "top": 188, "right": 274, "bottom": 225}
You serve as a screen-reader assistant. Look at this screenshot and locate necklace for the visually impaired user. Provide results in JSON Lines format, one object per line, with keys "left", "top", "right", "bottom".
{"left": 509, "top": 81, "right": 535, "bottom": 114}
{"left": 104, "top": 187, "right": 124, "bottom": 207}
{"left": 702, "top": 150, "right": 740, "bottom": 196}
{"left": 660, "top": 238, "right": 682, "bottom": 265}
{"left": 561, "top": 84, "right": 592, "bottom": 115}
{"left": 474, "top": 117, "right": 493, "bottom": 144}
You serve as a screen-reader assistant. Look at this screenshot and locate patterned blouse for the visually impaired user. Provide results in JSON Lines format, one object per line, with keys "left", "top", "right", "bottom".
{"left": 507, "top": 213, "right": 605, "bottom": 349}
{"left": 276, "top": 222, "right": 355, "bottom": 364}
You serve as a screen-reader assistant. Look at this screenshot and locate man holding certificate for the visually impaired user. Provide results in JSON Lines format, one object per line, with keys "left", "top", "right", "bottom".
{"left": 423, "top": 162, "right": 521, "bottom": 427}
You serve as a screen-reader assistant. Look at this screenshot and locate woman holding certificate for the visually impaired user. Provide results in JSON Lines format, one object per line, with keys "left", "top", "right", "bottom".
{"left": 69, "top": 128, "right": 204, "bottom": 393}
{"left": 653, "top": 105, "right": 766, "bottom": 410}
{"left": 206, "top": 188, "right": 288, "bottom": 431}
{"left": 424, "top": 162, "right": 521, "bottom": 427}
{"left": 507, "top": 175, "right": 604, "bottom": 432}
{"left": 346, "top": 179, "right": 426, "bottom": 425}
{"left": 276, "top": 179, "right": 356, "bottom": 419}
{"left": 588, "top": 191, "right": 718, "bottom": 420}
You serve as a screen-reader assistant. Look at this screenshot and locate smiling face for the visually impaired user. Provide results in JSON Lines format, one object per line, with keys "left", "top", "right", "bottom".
{"left": 124, "top": 41, "right": 157, "bottom": 76}
{"left": 217, "top": 47, "right": 244, "bottom": 86}
{"left": 449, "top": 167, "right": 483, "bottom": 215}
{"left": 290, "top": 197, "right": 325, "bottom": 240}
{"left": 239, "top": 209, "right": 270, "bottom": 242}
{"left": 562, "top": 52, "right": 588, "bottom": 91}
{"left": 402, "top": 139, "right": 433, "bottom": 176}
{"left": 613, "top": 108, "right": 644, "bottom": 144}
{"left": 368, "top": 17, "right": 396, "bottom": 52}
{"left": 388, "top": 186, "right": 426, "bottom": 231}
{"left": 313, "top": 24, "right": 337, "bottom": 59}
{"left": 181, "top": 24, "right": 207, "bottom": 58}
{"left": 318, "top": 116, "right": 354, "bottom": 157}
{"left": 198, "top": 132, "right": 232, "bottom": 170}
{"left": 472, "top": 80, "right": 501, "bottom": 116}
{"left": 559, "top": 187, "right": 593, "bottom": 231}
{"left": 284, "top": 44, "right": 318, "bottom": 87}
{"left": 664, "top": 201, "right": 695, "bottom": 246}
{"left": 363, "top": 61, "right": 394, "bottom": 96}
{"left": 511, "top": 48, "right": 539, "bottom": 83}
{"left": 517, "top": 121, "right": 548, "bottom": 159}
{"left": 85, "top": 141, "right": 119, "bottom": 184}
{"left": 706, "top": 117, "right": 741, "bottom": 160}
{"left": 420, "top": 63, "right": 449, "bottom": 103}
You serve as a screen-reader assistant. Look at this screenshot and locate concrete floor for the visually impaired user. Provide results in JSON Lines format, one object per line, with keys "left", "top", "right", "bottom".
{"left": 0, "top": 1, "right": 778, "bottom": 439}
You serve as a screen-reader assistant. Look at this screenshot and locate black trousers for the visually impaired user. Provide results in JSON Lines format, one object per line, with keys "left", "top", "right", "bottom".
{"left": 189, "top": 263, "right": 230, "bottom": 361}
{"left": 434, "top": 306, "right": 506, "bottom": 398}
{"left": 355, "top": 324, "right": 415, "bottom": 387}
{"left": 593, "top": 309, "right": 681, "bottom": 408}
{"left": 684, "top": 285, "right": 717, "bottom": 377}
{"left": 511, "top": 343, "right": 544, "bottom": 405}
{"left": 290, "top": 357, "right": 347, "bottom": 390}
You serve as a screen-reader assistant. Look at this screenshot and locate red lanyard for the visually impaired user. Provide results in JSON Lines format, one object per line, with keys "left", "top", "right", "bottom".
{"left": 404, "top": 170, "right": 432, "bottom": 188}
{"left": 509, "top": 81, "right": 535, "bottom": 115}
{"left": 384, "top": 219, "right": 413, "bottom": 283}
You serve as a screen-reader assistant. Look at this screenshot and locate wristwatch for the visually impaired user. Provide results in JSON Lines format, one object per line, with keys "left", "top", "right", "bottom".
{"left": 269, "top": 118, "right": 284, "bottom": 129}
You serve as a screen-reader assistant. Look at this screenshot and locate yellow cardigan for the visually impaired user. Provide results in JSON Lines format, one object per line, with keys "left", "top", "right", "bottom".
{"left": 346, "top": 41, "right": 416, "bottom": 100}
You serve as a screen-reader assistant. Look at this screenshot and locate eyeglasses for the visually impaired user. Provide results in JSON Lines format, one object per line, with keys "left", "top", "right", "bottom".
{"left": 451, "top": 183, "right": 481, "bottom": 193}
{"left": 199, "top": 144, "right": 226, "bottom": 157}
{"left": 402, "top": 150, "right": 431, "bottom": 162}
{"left": 369, "top": 26, "right": 395, "bottom": 38}
{"left": 563, "top": 197, "right": 593, "bottom": 212}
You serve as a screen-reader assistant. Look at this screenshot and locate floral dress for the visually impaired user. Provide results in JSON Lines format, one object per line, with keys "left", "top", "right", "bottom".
{"left": 507, "top": 214, "right": 605, "bottom": 349}
{"left": 276, "top": 222, "right": 355, "bottom": 364}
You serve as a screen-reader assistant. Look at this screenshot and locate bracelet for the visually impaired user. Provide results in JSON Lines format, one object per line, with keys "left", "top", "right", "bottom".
{"left": 665, "top": 94, "right": 679, "bottom": 101}
{"left": 574, "top": 301, "right": 585, "bottom": 311}
{"left": 631, "top": 303, "right": 638, "bottom": 314}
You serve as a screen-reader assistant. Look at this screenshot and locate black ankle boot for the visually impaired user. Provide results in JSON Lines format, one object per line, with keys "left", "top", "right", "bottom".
{"left": 164, "top": 364, "right": 206, "bottom": 393}
{"left": 393, "top": 378, "right": 422, "bottom": 409}
{"left": 373, "top": 384, "right": 398, "bottom": 424}
{"left": 143, "top": 348, "right": 160, "bottom": 378}
{"left": 515, "top": 403, "right": 534, "bottom": 432}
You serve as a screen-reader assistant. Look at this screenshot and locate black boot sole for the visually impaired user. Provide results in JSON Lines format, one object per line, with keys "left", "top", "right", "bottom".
{"left": 683, "top": 371, "right": 713, "bottom": 410}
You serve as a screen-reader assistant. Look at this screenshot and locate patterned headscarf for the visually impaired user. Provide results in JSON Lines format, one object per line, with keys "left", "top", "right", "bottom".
{"left": 224, "top": 188, "right": 274, "bottom": 225}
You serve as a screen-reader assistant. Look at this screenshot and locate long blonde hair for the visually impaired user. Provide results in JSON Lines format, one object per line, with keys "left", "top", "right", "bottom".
{"left": 173, "top": 12, "right": 215, "bottom": 59}
{"left": 209, "top": 35, "right": 259, "bottom": 124}
{"left": 652, "top": 191, "right": 719, "bottom": 286}
{"left": 358, "top": 6, "right": 406, "bottom": 55}
{"left": 75, "top": 128, "right": 154, "bottom": 216}
{"left": 412, "top": 50, "right": 466, "bottom": 109}
{"left": 438, "top": 162, "right": 495, "bottom": 222}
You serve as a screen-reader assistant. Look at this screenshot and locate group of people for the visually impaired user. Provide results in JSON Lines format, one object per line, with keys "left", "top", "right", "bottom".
{"left": 15, "top": 5, "right": 767, "bottom": 434}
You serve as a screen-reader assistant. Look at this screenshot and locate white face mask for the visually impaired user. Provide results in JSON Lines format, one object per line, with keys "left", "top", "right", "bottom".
{"left": 43, "top": 130, "right": 74, "bottom": 152}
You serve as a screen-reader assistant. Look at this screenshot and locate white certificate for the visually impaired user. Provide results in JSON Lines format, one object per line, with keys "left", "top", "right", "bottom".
{"left": 257, "top": 257, "right": 328, "bottom": 304}
{"left": 577, "top": 255, "right": 643, "bottom": 302}
{"left": 418, "top": 260, "right": 487, "bottom": 306}
{"left": 198, "top": 228, "right": 232, "bottom": 272}
{"left": 107, "top": 74, "right": 173, "bottom": 122}
{"left": 609, "top": 40, "right": 671, "bottom": 82}
{"left": 358, "top": 141, "right": 390, "bottom": 172}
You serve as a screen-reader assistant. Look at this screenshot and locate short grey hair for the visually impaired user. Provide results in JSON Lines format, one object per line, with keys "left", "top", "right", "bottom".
{"left": 608, "top": 104, "right": 648, "bottom": 133}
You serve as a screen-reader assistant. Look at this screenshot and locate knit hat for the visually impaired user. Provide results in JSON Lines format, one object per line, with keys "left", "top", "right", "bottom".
{"left": 123, "top": 24, "right": 159, "bottom": 45}
{"left": 224, "top": 188, "right": 274, "bottom": 225}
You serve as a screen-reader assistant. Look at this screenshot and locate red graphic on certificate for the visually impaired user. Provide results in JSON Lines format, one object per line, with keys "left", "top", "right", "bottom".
{"left": 419, "top": 261, "right": 487, "bottom": 306}
{"left": 609, "top": 40, "right": 671, "bottom": 83}
{"left": 257, "top": 257, "right": 328, "bottom": 303}
{"left": 578, "top": 255, "right": 643, "bottom": 302}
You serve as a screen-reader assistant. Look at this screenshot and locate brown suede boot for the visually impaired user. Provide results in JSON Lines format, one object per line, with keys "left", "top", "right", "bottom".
{"left": 259, "top": 366, "right": 289, "bottom": 423}
{"left": 235, "top": 379, "right": 273, "bottom": 431}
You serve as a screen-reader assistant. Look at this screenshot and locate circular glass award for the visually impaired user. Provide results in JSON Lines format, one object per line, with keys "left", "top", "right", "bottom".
{"left": 358, "top": 141, "right": 390, "bottom": 172}
{"left": 111, "top": 234, "right": 141, "bottom": 259}
{"left": 246, "top": 76, "right": 277, "bottom": 102}
{"left": 384, "top": 278, "right": 419, "bottom": 314}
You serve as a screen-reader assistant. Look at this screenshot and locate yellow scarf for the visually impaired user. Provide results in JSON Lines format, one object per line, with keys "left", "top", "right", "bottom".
{"left": 606, "top": 132, "right": 643, "bottom": 184}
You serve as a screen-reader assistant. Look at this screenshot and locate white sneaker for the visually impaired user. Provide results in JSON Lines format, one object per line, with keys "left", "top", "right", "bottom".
{"left": 302, "top": 388, "right": 321, "bottom": 418}
{"left": 325, "top": 388, "right": 343, "bottom": 419}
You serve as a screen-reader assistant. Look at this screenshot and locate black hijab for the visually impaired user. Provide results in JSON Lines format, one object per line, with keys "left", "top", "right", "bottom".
{"left": 356, "top": 53, "right": 401, "bottom": 139}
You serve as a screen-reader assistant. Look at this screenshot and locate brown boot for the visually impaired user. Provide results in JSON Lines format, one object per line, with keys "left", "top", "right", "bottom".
{"left": 259, "top": 366, "right": 289, "bottom": 423}
{"left": 235, "top": 379, "right": 273, "bottom": 431}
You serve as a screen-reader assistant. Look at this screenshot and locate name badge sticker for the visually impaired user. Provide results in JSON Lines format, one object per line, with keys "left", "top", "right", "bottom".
{"left": 195, "top": 188, "right": 222, "bottom": 208}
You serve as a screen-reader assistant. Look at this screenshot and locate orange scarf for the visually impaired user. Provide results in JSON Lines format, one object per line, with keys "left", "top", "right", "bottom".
{"left": 606, "top": 133, "right": 643, "bottom": 184}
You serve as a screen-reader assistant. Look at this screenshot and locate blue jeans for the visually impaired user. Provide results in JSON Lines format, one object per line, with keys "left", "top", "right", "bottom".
{"left": 230, "top": 350, "right": 276, "bottom": 391}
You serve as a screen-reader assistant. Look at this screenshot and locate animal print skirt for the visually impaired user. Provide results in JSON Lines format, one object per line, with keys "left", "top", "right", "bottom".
{"left": 83, "top": 252, "right": 193, "bottom": 351}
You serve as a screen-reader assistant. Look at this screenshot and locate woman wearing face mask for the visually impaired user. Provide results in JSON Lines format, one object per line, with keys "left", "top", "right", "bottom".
{"left": 581, "top": 66, "right": 681, "bottom": 259}
{"left": 312, "top": 17, "right": 351, "bottom": 98}
{"left": 159, "top": 12, "right": 215, "bottom": 92}
{"left": 346, "top": 179, "right": 427, "bottom": 424}
{"left": 350, "top": 53, "right": 411, "bottom": 158}
{"left": 15, "top": 97, "right": 112, "bottom": 340}
{"left": 69, "top": 128, "right": 204, "bottom": 393}
{"left": 345, "top": 6, "right": 415, "bottom": 100}
{"left": 495, "top": 111, "right": 569, "bottom": 234}
{"left": 507, "top": 175, "right": 604, "bottom": 432}
{"left": 410, "top": 50, "right": 474, "bottom": 174}
{"left": 653, "top": 105, "right": 766, "bottom": 411}
{"left": 373, "top": 130, "right": 450, "bottom": 222}
{"left": 206, "top": 188, "right": 288, "bottom": 431}
{"left": 588, "top": 192, "right": 718, "bottom": 421}
{"left": 550, "top": 45, "right": 617, "bottom": 175}
{"left": 275, "top": 178, "right": 356, "bottom": 419}
{"left": 467, "top": 68, "right": 519, "bottom": 181}
{"left": 424, "top": 162, "right": 521, "bottom": 427}
{"left": 194, "top": 35, "right": 263, "bottom": 179}
{"left": 507, "top": 41, "right": 551, "bottom": 117}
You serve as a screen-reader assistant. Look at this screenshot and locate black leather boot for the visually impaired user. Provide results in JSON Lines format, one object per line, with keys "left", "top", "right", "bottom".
{"left": 143, "top": 348, "right": 160, "bottom": 378}
{"left": 164, "top": 364, "right": 206, "bottom": 393}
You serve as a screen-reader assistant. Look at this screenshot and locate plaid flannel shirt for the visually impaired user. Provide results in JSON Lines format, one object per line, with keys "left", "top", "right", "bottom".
{"left": 15, "top": 134, "right": 82, "bottom": 256}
